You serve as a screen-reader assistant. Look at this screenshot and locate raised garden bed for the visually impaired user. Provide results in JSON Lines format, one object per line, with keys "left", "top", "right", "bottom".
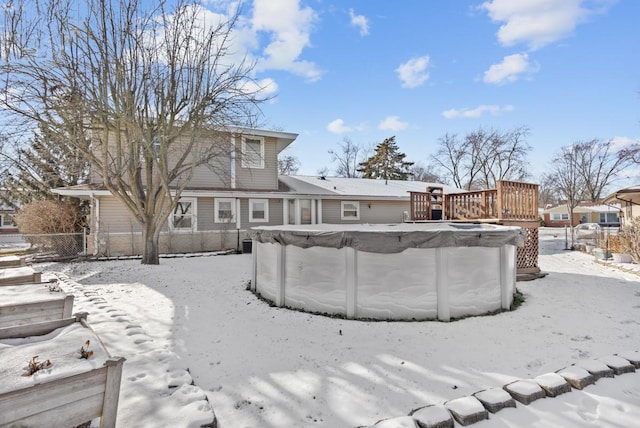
{"left": 0, "top": 284, "right": 74, "bottom": 329}
{"left": 0, "top": 255, "right": 24, "bottom": 268}
{"left": 0, "top": 266, "right": 42, "bottom": 286}
{"left": 0, "top": 313, "right": 125, "bottom": 428}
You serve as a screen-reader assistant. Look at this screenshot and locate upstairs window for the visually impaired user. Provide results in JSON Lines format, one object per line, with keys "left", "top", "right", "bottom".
{"left": 341, "top": 201, "right": 360, "bottom": 220}
{"left": 241, "top": 136, "right": 264, "bottom": 168}
{"left": 170, "top": 199, "right": 196, "bottom": 231}
{"left": 249, "top": 199, "right": 269, "bottom": 223}
{"left": 215, "top": 198, "right": 236, "bottom": 223}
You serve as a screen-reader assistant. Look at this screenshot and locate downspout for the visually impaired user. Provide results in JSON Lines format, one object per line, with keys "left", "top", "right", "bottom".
{"left": 91, "top": 193, "right": 99, "bottom": 256}
{"left": 230, "top": 135, "right": 237, "bottom": 189}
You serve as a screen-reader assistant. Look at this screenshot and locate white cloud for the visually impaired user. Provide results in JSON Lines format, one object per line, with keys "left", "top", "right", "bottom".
{"left": 609, "top": 136, "right": 640, "bottom": 152}
{"left": 349, "top": 9, "right": 370, "bottom": 36}
{"left": 396, "top": 56, "right": 430, "bottom": 88}
{"left": 483, "top": 53, "right": 540, "bottom": 84}
{"left": 239, "top": 78, "right": 279, "bottom": 96}
{"left": 378, "top": 116, "right": 408, "bottom": 132}
{"left": 442, "top": 104, "right": 514, "bottom": 119}
{"left": 480, "top": 0, "right": 614, "bottom": 50}
{"left": 327, "top": 119, "right": 352, "bottom": 134}
{"left": 251, "top": 0, "right": 323, "bottom": 81}
{"left": 327, "top": 119, "right": 367, "bottom": 134}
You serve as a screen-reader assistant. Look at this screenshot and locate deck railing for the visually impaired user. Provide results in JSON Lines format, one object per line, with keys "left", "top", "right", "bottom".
{"left": 407, "top": 180, "right": 541, "bottom": 276}
{"left": 445, "top": 189, "right": 498, "bottom": 220}
{"left": 409, "top": 180, "right": 538, "bottom": 222}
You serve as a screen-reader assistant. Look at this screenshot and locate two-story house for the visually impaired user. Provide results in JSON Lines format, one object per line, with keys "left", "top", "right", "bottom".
{"left": 54, "top": 127, "right": 461, "bottom": 257}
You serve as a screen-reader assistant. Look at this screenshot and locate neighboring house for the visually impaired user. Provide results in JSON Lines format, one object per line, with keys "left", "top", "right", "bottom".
{"left": 0, "top": 209, "right": 18, "bottom": 234}
{"left": 0, "top": 195, "right": 18, "bottom": 234}
{"left": 54, "top": 127, "right": 461, "bottom": 256}
{"left": 602, "top": 185, "right": 640, "bottom": 227}
{"left": 542, "top": 203, "right": 621, "bottom": 228}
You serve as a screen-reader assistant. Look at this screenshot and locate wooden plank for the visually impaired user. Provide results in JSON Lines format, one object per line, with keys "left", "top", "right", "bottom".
{"left": 5, "top": 392, "right": 105, "bottom": 428}
{"left": 62, "top": 294, "right": 74, "bottom": 318}
{"left": 0, "top": 299, "right": 67, "bottom": 324}
{"left": 0, "top": 313, "right": 88, "bottom": 339}
{"left": 101, "top": 357, "right": 126, "bottom": 428}
{"left": 0, "top": 368, "right": 107, "bottom": 423}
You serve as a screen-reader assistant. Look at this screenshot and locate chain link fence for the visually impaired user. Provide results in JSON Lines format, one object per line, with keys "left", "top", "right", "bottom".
{"left": 0, "top": 232, "right": 86, "bottom": 261}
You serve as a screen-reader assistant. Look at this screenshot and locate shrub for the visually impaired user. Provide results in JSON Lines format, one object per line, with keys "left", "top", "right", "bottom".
{"left": 617, "top": 217, "right": 640, "bottom": 263}
{"left": 14, "top": 200, "right": 84, "bottom": 256}
{"left": 14, "top": 200, "right": 82, "bottom": 234}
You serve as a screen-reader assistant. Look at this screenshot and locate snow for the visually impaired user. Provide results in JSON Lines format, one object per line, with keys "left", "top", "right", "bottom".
{"left": 3, "top": 228, "right": 639, "bottom": 427}
{"left": 0, "top": 283, "right": 65, "bottom": 304}
{"left": 0, "top": 322, "right": 111, "bottom": 395}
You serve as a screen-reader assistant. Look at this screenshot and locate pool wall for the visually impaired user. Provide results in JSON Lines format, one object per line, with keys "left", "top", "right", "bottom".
{"left": 250, "top": 223, "right": 521, "bottom": 321}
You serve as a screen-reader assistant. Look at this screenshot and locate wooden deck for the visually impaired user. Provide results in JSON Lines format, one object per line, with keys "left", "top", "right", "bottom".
{"left": 409, "top": 180, "right": 540, "bottom": 276}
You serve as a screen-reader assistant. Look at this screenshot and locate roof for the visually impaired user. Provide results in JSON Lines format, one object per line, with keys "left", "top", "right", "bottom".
{"left": 543, "top": 203, "right": 621, "bottom": 214}
{"left": 279, "top": 175, "right": 465, "bottom": 199}
{"left": 230, "top": 127, "right": 298, "bottom": 153}
{"left": 602, "top": 184, "right": 640, "bottom": 204}
{"left": 55, "top": 176, "right": 466, "bottom": 200}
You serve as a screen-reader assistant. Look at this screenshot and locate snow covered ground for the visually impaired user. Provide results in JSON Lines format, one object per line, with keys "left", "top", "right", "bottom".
{"left": 13, "top": 228, "right": 640, "bottom": 427}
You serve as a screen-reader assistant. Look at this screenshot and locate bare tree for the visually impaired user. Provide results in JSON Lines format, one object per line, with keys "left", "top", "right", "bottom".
{"left": 278, "top": 154, "right": 300, "bottom": 175}
{"left": 574, "top": 139, "right": 637, "bottom": 201}
{"left": 409, "top": 162, "right": 446, "bottom": 184}
{"left": 328, "top": 137, "right": 363, "bottom": 178}
{"left": 430, "top": 133, "right": 473, "bottom": 189}
{"left": 548, "top": 144, "right": 586, "bottom": 247}
{"left": 537, "top": 173, "right": 560, "bottom": 207}
{"left": 476, "top": 127, "right": 531, "bottom": 188}
{"left": 0, "top": 0, "right": 267, "bottom": 264}
{"left": 431, "top": 127, "right": 531, "bottom": 190}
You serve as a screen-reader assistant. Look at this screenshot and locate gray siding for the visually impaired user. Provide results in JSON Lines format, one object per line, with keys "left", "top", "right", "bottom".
{"left": 197, "top": 197, "right": 215, "bottom": 230}
{"left": 322, "top": 199, "right": 409, "bottom": 224}
{"left": 96, "top": 197, "right": 142, "bottom": 234}
{"left": 239, "top": 198, "right": 284, "bottom": 227}
{"left": 89, "top": 130, "right": 280, "bottom": 191}
{"left": 235, "top": 137, "right": 279, "bottom": 190}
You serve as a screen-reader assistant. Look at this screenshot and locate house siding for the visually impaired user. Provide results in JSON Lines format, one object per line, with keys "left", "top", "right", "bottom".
{"left": 234, "top": 137, "right": 279, "bottom": 190}
{"left": 239, "top": 198, "right": 284, "bottom": 227}
{"left": 321, "top": 199, "right": 408, "bottom": 224}
{"left": 89, "top": 130, "right": 281, "bottom": 191}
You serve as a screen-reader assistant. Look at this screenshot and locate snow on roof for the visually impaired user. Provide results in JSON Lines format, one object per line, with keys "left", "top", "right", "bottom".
{"left": 279, "top": 175, "right": 465, "bottom": 199}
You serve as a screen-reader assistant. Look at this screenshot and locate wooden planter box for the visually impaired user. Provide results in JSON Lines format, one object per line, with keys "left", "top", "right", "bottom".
{"left": 0, "top": 255, "right": 25, "bottom": 268}
{"left": 0, "top": 266, "right": 42, "bottom": 286}
{"left": 0, "top": 314, "right": 125, "bottom": 428}
{"left": 0, "top": 284, "right": 74, "bottom": 329}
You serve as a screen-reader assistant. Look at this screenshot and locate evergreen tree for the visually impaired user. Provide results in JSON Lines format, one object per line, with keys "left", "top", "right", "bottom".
{"left": 0, "top": 125, "right": 89, "bottom": 229}
{"left": 357, "top": 136, "right": 414, "bottom": 182}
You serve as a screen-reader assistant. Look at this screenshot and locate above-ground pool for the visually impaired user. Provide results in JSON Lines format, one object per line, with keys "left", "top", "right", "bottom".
{"left": 249, "top": 223, "right": 524, "bottom": 321}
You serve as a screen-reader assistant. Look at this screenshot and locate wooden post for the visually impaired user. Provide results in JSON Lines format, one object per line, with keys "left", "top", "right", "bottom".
{"left": 62, "top": 294, "right": 74, "bottom": 318}
{"left": 100, "top": 357, "right": 126, "bottom": 428}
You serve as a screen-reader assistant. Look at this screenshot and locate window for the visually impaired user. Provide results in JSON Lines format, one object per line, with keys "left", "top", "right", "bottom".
{"left": 341, "top": 201, "right": 360, "bottom": 220}
{"left": 249, "top": 199, "right": 269, "bottom": 223}
{"left": 215, "top": 198, "right": 236, "bottom": 223}
{"left": 599, "top": 212, "right": 619, "bottom": 224}
{"left": 550, "top": 213, "right": 569, "bottom": 221}
{"left": 241, "top": 136, "right": 264, "bottom": 168}
{"left": 170, "top": 199, "right": 196, "bottom": 231}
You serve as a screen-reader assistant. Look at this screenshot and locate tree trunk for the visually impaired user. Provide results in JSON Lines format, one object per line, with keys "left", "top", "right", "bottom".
{"left": 141, "top": 221, "right": 160, "bottom": 265}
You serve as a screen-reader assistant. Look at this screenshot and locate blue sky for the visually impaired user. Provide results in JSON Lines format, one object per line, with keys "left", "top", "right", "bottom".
{"left": 211, "top": 1, "right": 639, "bottom": 182}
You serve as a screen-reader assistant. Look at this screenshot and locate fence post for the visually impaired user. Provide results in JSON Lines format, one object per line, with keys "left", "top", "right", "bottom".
{"left": 83, "top": 227, "right": 88, "bottom": 256}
